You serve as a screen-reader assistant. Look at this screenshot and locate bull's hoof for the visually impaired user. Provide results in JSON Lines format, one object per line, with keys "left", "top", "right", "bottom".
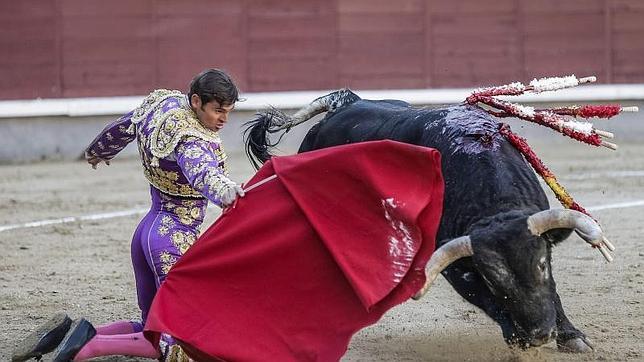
{"left": 557, "top": 336, "right": 594, "bottom": 353}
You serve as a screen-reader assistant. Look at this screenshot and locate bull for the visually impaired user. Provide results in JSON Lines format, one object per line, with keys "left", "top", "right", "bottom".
{"left": 243, "top": 88, "right": 614, "bottom": 353}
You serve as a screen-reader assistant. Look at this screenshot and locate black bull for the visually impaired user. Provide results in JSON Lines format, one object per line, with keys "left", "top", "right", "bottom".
{"left": 244, "top": 90, "right": 601, "bottom": 352}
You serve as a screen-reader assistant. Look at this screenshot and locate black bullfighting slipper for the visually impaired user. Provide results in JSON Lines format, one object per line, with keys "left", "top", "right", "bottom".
{"left": 11, "top": 312, "right": 73, "bottom": 362}
{"left": 51, "top": 318, "right": 96, "bottom": 362}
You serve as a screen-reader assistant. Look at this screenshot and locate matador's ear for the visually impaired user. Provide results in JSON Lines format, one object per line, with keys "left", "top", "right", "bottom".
{"left": 190, "top": 94, "right": 202, "bottom": 109}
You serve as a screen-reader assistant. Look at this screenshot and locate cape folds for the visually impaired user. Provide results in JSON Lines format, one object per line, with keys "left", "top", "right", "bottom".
{"left": 145, "top": 140, "right": 444, "bottom": 361}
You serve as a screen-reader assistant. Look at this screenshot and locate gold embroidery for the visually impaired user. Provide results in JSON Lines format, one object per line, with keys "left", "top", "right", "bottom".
{"left": 158, "top": 194, "right": 205, "bottom": 225}
{"left": 144, "top": 167, "right": 199, "bottom": 197}
{"left": 170, "top": 230, "right": 196, "bottom": 255}
{"left": 190, "top": 207, "right": 201, "bottom": 219}
{"left": 149, "top": 108, "right": 221, "bottom": 160}
{"left": 215, "top": 143, "right": 230, "bottom": 175}
{"left": 165, "top": 344, "right": 192, "bottom": 362}
{"left": 118, "top": 123, "right": 135, "bottom": 135}
{"left": 203, "top": 172, "right": 228, "bottom": 194}
{"left": 175, "top": 207, "right": 193, "bottom": 225}
{"left": 173, "top": 205, "right": 203, "bottom": 225}
{"left": 159, "top": 250, "right": 177, "bottom": 275}
{"left": 188, "top": 161, "right": 209, "bottom": 178}
{"left": 159, "top": 251, "right": 173, "bottom": 263}
{"left": 131, "top": 89, "right": 184, "bottom": 125}
{"left": 158, "top": 225, "right": 169, "bottom": 236}
{"left": 132, "top": 89, "right": 221, "bottom": 160}
{"left": 180, "top": 145, "right": 205, "bottom": 159}
{"left": 133, "top": 90, "right": 227, "bottom": 198}
{"left": 182, "top": 199, "right": 197, "bottom": 207}
{"left": 157, "top": 215, "right": 175, "bottom": 236}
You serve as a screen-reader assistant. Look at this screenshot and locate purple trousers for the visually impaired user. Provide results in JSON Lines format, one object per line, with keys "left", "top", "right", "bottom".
{"left": 130, "top": 186, "right": 207, "bottom": 324}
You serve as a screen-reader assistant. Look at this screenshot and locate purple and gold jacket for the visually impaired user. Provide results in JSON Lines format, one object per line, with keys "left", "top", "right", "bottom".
{"left": 85, "top": 89, "right": 234, "bottom": 208}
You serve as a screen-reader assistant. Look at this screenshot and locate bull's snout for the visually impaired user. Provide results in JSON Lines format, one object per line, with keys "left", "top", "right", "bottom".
{"left": 529, "top": 327, "right": 557, "bottom": 347}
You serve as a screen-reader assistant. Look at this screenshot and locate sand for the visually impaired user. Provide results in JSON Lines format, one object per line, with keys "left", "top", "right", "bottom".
{"left": 1, "top": 141, "right": 642, "bottom": 361}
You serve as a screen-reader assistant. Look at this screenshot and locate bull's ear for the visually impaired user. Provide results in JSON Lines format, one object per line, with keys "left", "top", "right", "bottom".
{"left": 541, "top": 228, "right": 574, "bottom": 244}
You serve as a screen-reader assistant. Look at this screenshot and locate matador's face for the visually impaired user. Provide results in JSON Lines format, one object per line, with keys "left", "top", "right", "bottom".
{"left": 190, "top": 94, "right": 235, "bottom": 132}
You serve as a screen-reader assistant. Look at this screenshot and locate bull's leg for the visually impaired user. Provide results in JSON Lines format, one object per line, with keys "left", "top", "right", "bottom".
{"left": 440, "top": 260, "right": 521, "bottom": 345}
{"left": 551, "top": 282, "right": 594, "bottom": 353}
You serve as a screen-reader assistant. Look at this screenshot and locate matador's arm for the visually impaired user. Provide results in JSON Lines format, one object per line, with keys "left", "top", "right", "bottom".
{"left": 175, "top": 136, "right": 243, "bottom": 208}
{"left": 84, "top": 111, "right": 136, "bottom": 165}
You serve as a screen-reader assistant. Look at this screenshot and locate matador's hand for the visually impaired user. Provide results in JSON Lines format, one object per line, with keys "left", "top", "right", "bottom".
{"left": 85, "top": 151, "right": 110, "bottom": 169}
{"left": 220, "top": 184, "right": 245, "bottom": 208}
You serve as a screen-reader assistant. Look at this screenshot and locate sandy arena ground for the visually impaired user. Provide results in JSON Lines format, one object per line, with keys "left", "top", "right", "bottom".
{"left": 1, "top": 137, "right": 643, "bottom": 361}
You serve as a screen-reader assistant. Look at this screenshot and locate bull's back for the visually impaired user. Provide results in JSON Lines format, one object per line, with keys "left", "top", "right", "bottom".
{"left": 300, "top": 100, "right": 549, "bottom": 237}
{"left": 298, "top": 99, "right": 425, "bottom": 150}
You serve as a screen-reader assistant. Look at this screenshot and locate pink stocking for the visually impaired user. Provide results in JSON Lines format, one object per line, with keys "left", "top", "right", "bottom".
{"left": 95, "top": 320, "right": 141, "bottom": 335}
{"left": 73, "top": 332, "right": 160, "bottom": 361}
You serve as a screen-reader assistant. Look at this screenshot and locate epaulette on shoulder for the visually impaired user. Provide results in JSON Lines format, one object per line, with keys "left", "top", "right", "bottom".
{"left": 132, "top": 89, "right": 184, "bottom": 125}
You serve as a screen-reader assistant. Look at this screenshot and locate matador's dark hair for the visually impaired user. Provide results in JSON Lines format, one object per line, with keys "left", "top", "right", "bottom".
{"left": 188, "top": 68, "right": 240, "bottom": 107}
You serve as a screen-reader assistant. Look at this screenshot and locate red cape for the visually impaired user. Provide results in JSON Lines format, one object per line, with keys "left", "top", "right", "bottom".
{"left": 145, "top": 140, "right": 444, "bottom": 361}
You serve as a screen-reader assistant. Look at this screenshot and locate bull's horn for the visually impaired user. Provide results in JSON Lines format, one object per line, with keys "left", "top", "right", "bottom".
{"left": 527, "top": 209, "right": 614, "bottom": 262}
{"left": 527, "top": 209, "right": 602, "bottom": 242}
{"left": 412, "top": 236, "right": 473, "bottom": 300}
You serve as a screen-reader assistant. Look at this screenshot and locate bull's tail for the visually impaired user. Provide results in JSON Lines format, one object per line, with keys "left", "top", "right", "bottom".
{"left": 243, "top": 88, "right": 361, "bottom": 169}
